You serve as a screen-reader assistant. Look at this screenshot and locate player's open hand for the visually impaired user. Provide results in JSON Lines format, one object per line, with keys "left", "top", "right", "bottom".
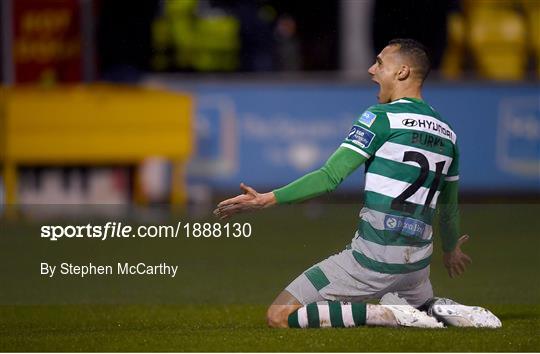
{"left": 443, "top": 234, "right": 472, "bottom": 278}
{"left": 213, "top": 183, "right": 276, "bottom": 219}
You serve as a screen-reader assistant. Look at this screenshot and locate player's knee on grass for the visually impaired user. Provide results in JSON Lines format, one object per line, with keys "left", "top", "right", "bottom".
{"left": 266, "top": 304, "right": 294, "bottom": 328}
{"left": 267, "top": 290, "right": 303, "bottom": 328}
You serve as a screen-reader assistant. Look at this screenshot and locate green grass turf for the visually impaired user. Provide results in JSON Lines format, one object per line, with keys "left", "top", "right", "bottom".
{"left": 0, "top": 203, "right": 539, "bottom": 351}
{"left": 0, "top": 304, "right": 538, "bottom": 351}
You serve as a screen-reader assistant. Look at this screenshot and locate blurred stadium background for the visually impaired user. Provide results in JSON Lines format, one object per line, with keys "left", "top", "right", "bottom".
{"left": 0, "top": 0, "right": 538, "bottom": 207}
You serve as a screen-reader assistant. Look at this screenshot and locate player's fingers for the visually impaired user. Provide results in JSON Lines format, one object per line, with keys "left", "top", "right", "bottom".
{"left": 455, "top": 261, "right": 466, "bottom": 276}
{"left": 217, "top": 198, "right": 236, "bottom": 207}
{"left": 217, "top": 213, "right": 230, "bottom": 220}
{"left": 240, "top": 183, "right": 258, "bottom": 196}
{"left": 454, "top": 269, "right": 462, "bottom": 277}
{"left": 217, "top": 202, "right": 254, "bottom": 218}
{"left": 215, "top": 211, "right": 229, "bottom": 220}
{"left": 448, "top": 267, "right": 455, "bottom": 278}
{"left": 446, "top": 262, "right": 456, "bottom": 277}
{"left": 216, "top": 206, "right": 238, "bottom": 219}
{"left": 217, "top": 194, "right": 249, "bottom": 207}
{"left": 217, "top": 204, "right": 240, "bottom": 214}
{"left": 463, "top": 253, "right": 472, "bottom": 265}
{"left": 218, "top": 213, "right": 230, "bottom": 220}
{"left": 214, "top": 206, "right": 233, "bottom": 219}
{"left": 455, "top": 267, "right": 463, "bottom": 277}
{"left": 214, "top": 204, "right": 231, "bottom": 215}
{"left": 218, "top": 210, "right": 233, "bottom": 219}
{"left": 239, "top": 183, "right": 250, "bottom": 194}
{"left": 213, "top": 207, "right": 223, "bottom": 216}
{"left": 457, "top": 234, "right": 469, "bottom": 246}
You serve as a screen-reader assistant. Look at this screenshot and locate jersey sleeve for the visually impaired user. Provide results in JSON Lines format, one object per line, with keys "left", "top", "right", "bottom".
{"left": 438, "top": 179, "right": 460, "bottom": 252}
{"left": 273, "top": 146, "right": 367, "bottom": 204}
{"left": 445, "top": 142, "right": 460, "bottom": 182}
{"left": 439, "top": 140, "right": 460, "bottom": 252}
{"left": 340, "top": 107, "right": 391, "bottom": 158}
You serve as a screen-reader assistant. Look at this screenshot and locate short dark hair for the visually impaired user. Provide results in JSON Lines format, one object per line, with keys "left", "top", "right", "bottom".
{"left": 388, "top": 38, "right": 431, "bottom": 82}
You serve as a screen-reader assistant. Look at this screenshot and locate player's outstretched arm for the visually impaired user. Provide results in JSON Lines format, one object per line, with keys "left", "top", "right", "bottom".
{"left": 214, "top": 147, "right": 366, "bottom": 219}
{"left": 213, "top": 183, "right": 276, "bottom": 219}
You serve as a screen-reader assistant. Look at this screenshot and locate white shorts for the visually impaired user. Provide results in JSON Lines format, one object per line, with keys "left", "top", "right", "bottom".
{"left": 285, "top": 248, "right": 433, "bottom": 308}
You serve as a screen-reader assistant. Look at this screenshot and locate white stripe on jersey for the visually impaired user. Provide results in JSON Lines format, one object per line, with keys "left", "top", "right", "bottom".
{"left": 359, "top": 207, "right": 433, "bottom": 241}
{"left": 353, "top": 232, "right": 433, "bottom": 264}
{"left": 340, "top": 142, "right": 371, "bottom": 158}
{"left": 317, "top": 303, "right": 331, "bottom": 328}
{"left": 445, "top": 175, "right": 459, "bottom": 181}
{"left": 387, "top": 112, "right": 457, "bottom": 144}
{"left": 341, "top": 303, "right": 355, "bottom": 327}
{"left": 375, "top": 141, "right": 453, "bottom": 174}
{"left": 365, "top": 172, "right": 440, "bottom": 209}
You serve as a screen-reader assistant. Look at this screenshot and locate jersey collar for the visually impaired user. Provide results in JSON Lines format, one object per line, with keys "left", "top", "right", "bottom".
{"left": 400, "top": 97, "right": 426, "bottom": 104}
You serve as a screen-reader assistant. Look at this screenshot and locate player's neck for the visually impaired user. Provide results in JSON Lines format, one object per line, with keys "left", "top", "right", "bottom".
{"left": 391, "top": 85, "right": 423, "bottom": 102}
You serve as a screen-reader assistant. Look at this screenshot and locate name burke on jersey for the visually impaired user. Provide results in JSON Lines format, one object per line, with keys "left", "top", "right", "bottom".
{"left": 40, "top": 262, "right": 179, "bottom": 278}
{"left": 411, "top": 132, "right": 445, "bottom": 148}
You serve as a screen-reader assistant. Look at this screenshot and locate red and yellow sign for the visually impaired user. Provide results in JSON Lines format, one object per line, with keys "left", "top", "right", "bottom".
{"left": 11, "top": 0, "right": 83, "bottom": 83}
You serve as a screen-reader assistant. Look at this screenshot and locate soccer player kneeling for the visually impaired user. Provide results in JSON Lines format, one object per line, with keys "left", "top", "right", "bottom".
{"left": 215, "top": 39, "right": 502, "bottom": 329}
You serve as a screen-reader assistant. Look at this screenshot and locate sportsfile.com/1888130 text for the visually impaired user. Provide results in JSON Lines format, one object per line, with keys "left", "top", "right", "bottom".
{"left": 40, "top": 222, "right": 252, "bottom": 241}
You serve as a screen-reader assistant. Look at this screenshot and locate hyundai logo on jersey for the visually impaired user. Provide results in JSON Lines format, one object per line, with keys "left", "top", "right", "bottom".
{"left": 402, "top": 118, "right": 418, "bottom": 127}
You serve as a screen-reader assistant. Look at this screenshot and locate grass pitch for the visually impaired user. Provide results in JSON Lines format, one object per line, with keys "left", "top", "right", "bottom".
{"left": 0, "top": 203, "right": 539, "bottom": 351}
{"left": 0, "top": 304, "right": 538, "bottom": 351}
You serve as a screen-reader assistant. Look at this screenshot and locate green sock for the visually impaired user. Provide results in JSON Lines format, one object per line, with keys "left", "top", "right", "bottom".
{"left": 288, "top": 301, "right": 366, "bottom": 328}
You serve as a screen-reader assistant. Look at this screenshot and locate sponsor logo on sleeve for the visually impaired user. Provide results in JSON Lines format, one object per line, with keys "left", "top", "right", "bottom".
{"left": 359, "top": 111, "right": 377, "bottom": 127}
{"left": 347, "top": 125, "right": 376, "bottom": 148}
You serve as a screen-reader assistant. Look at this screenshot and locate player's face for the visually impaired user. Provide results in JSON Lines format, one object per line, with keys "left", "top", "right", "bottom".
{"left": 368, "top": 45, "right": 402, "bottom": 103}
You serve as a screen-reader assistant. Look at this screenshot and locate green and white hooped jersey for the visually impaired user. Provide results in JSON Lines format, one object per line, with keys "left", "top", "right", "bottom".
{"left": 341, "top": 97, "right": 459, "bottom": 274}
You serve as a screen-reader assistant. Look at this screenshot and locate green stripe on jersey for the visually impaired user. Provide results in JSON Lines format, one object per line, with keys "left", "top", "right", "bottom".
{"left": 357, "top": 219, "right": 431, "bottom": 247}
{"left": 304, "top": 266, "right": 330, "bottom": 291}
{"left": 352, "top": 249, "right": 431, "bottom": 274}
{"left": 364, "top": 191, "right": 436, "bottom": 224}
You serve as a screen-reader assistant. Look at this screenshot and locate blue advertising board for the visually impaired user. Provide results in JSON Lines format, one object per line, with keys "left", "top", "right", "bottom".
{"left": 166, "top": 81, "right": 539, "bottom": 193}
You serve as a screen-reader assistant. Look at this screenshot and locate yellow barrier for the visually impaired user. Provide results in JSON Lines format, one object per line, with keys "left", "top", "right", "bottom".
{"left": 0, "top": 85, "right": 193, "bottom": 205}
